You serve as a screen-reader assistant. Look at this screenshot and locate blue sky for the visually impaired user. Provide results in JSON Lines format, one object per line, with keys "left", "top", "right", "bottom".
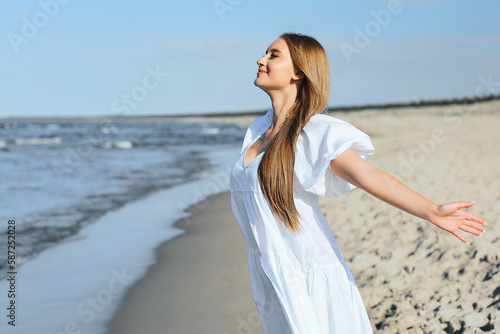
{"left": 1, "top": 0, "right": 499, "bottom": 117}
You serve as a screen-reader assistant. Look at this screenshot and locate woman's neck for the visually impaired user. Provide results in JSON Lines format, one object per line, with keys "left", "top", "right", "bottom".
{"left": 268, "top": 88, "right": 298, "bottom": 131}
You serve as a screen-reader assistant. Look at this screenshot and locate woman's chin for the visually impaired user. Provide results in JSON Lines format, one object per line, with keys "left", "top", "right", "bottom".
{"left": 254, "top": 83, "right": 268, "bottom": 94}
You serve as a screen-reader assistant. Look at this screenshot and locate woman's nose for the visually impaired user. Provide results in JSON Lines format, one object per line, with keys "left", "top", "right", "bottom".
{"left": 257, "top": 55, "right": 266, "bottom": 66}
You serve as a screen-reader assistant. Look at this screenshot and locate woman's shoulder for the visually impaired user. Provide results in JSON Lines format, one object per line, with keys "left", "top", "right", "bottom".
{"left": 303, "top": 113, "right": 356, "bottom": 132}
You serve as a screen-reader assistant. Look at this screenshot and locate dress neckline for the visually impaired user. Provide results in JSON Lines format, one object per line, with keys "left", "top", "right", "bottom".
{"left": 243, "top": 108, "right": 273, "bottom": 169}
{"left": 244, "top": 124, "right": 271, "bottom": 169}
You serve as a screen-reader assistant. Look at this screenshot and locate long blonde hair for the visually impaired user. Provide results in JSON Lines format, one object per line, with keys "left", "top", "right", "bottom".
{"left": 258, "top": 32, "right": 330, "bottom": 234}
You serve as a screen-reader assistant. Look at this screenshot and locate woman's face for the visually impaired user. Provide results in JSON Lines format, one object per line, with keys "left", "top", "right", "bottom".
{"left": 254, "top": 37, "right": 301, "bottom": 92}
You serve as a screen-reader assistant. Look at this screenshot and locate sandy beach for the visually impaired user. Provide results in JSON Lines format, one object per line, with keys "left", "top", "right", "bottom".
{"left": 105, "top": 100, "right": 500, "bottom": 333}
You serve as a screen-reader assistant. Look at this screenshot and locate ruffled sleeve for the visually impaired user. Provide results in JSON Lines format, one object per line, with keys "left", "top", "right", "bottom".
{"left": 294, "top": 114, "right": 375, "bottom": 198}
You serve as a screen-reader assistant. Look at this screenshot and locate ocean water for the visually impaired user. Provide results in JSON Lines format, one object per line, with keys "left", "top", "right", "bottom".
{"left": 0, "top": 117, "right": 249, "bottom": 333}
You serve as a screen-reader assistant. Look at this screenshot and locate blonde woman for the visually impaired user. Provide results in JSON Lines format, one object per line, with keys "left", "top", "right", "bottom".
{"left": 229, "top": 32, "right": 485, "bottom": 333}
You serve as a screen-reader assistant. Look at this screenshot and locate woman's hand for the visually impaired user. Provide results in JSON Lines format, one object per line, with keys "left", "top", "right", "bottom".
{"left": 428, "top": 201, "right": 486, "bottom": 243}
{"left": 330, "top": 150, "right": 488, "bottom": 243}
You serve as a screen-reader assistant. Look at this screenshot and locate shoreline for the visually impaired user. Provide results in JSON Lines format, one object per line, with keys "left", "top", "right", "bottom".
{"left": 0, "top": 147, "right": 241, "bottom": 334}
{"left": 103, "top": 191, "right": 263, "bottom": 334}
{"left": 0, "top": 95, "right": 500, "bottom": 123}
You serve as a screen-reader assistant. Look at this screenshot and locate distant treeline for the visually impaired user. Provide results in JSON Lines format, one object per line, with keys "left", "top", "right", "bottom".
{"left": 174, "top": 93, "right": 500, "bottom": 118}
{"left": 327, "top": 92, "right": 500, "bottom": 113}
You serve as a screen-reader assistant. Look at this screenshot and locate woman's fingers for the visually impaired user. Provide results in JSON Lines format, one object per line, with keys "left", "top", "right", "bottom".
{"left": 453, "top": 230, "right": 468, "bottom": 243}
{"left": 464, "top": 218, "right": 486, "bottom": 233}
{"left": 445, "top": 201, "right": 476, "bottom": 212}
{"left": 439, "top": 201, "right": 476, "bottom": 216}
{"left": 436, "top": 201, "right": 487, "bottom": 243}
{"left": 459, "top": 224, "right": 482, "bottom": 236}
{"left": 458, "top": 201, "right": 477, "bottom": 208}
{"left": 464, "top": 212, "right": 486, "bottom": 226}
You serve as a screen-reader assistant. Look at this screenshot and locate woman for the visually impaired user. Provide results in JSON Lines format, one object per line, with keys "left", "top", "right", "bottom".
{"left": 229, "top": 32, "right": 485, "bottom": 333}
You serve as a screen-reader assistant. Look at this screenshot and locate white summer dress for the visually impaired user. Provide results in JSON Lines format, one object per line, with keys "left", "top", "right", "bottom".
{"left": 229, "top": 108, "right": 376, "bottom": 333}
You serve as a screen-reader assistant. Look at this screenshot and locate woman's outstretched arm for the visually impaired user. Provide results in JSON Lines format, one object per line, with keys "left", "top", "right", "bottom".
{"left": 329, "top": 148, "right": 487, "bottom": 243}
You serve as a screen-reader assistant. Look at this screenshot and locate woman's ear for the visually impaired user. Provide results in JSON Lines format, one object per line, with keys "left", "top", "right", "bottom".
{"left": 293, "top": 70, "right": 305, "bottom": 81}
